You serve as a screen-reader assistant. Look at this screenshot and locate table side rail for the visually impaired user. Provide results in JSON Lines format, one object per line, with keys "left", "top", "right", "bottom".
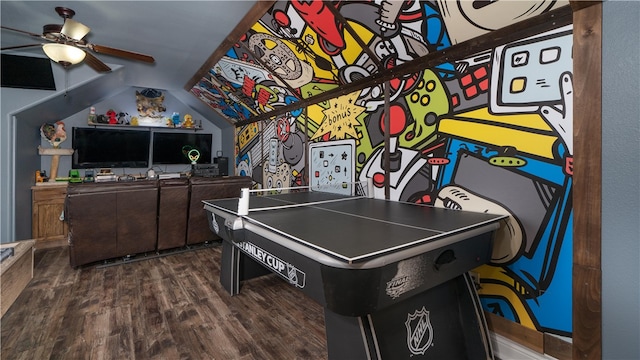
{"left": 243, "top": 220, "right": 501, "bottom": 269}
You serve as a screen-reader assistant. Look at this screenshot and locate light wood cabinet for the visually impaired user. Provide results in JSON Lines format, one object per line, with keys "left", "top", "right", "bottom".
{"left": 31, "top": 184, "right": 68, "bottom": 249}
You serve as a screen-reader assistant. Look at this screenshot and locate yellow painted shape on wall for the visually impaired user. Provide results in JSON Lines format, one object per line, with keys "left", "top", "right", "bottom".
{"left": 461, "top": 107, "right": 552, "bottom": 131}
{"left": 438, "top": 107, "right": 557, "bottom": 159}
{"left": 306, "top": 103, "right": 329, "bottom": 127}
{"left": 511, "top": 78, "right": 527, "bottom": 93}
{"left": 479, "top": 283, "right": 536, "bottom": 329}
{"left": 312, "top": 91, "right": 365, "bottom": 140}
{"left": 339, "top": 22, "right": 375, "bottom": 64}
{"left": 476, "top": 264, "right": 536, "bottom": 330}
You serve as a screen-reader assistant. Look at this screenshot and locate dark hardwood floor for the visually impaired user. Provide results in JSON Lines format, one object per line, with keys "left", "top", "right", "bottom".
{"left": 1, "top": 244, "right": 328, "bottom": 360}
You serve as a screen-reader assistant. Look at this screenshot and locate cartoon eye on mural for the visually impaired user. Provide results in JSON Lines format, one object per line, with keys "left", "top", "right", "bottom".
{"left": 189, "top": 0, "right": 574, "bottom": 339}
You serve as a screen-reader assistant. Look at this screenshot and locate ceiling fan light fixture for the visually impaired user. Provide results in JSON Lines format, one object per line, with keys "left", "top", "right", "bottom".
{"left": 43, "top": 24, "right": 63, "bottom": 39}
{"left": 61, "top": 18, "right": 90, "bottom": 40}
{"left": 42, "top": 43, "right": 86, "bottom": 66}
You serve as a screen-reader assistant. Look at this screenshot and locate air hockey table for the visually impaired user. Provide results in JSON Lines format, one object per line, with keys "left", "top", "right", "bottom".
{"left": 203, "top": 189, "right": 506, "bottom": 360}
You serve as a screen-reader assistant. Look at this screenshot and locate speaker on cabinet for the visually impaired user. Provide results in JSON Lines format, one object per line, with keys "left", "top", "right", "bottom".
{"left": 214, "top": 157, "right": 228, "bottom": 176}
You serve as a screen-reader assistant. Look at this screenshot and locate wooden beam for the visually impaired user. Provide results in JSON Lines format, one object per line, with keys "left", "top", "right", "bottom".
{"left": 183, "top": 1, "right": 276, "bottom": 92}
{"left": 572, "top": 2, "right": 603, "bottom": 359}
{"left": 570, "top": 0, "right": 602, "bottom": 12}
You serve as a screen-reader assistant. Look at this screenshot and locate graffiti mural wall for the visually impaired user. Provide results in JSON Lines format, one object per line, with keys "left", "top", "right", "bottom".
{"left": 191, "top": 0, "right": 573, "bottom": 337}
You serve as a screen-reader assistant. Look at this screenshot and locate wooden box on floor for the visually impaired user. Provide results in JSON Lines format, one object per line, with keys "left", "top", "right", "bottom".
{"left": 1, "top": 239, "right": 35, "bottom": 317}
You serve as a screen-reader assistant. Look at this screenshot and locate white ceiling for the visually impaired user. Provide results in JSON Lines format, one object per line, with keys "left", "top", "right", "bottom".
{"left": 1, "top": 1, "right": 257, "bottom": 91}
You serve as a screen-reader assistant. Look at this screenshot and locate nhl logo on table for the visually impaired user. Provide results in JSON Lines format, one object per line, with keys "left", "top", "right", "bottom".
{"left": 405, "top": 306, "right": 434, "bottom": 355}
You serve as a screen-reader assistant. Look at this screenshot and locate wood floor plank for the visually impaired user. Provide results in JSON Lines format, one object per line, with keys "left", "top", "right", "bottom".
{"left": 1, "top": 245, "right": 328, "bottom": 359}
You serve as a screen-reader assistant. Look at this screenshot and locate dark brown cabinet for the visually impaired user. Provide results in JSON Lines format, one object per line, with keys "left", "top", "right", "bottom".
{"left": 187, "top": 176, "right": 252, "bottom": 245}
{"left": 65, "top": 176, "right": 252, "bottom": 267}
{"left": 157, "top": 178, "right": 190, "bottom": 250}
{"left": 66, "top": 181, "right": 158, "bottom": 267}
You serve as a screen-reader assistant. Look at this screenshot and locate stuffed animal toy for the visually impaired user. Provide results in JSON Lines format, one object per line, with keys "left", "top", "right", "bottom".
{"left": 106, "top": 109, "right": 118, "bottom": 124}
{"left": 172, "top": 112, "right": 181, "bottom": 127}
{"left": 88, "top": 107, "right": 97, "bottom": 124}
{"left": 117, "top": 112, "right": 130, "bottom": 125}
{"left": 183, "top": 114, "right": 194, "bottom": 128}
{"left": 40, "top": 121, "right": 67, "bottom": 148}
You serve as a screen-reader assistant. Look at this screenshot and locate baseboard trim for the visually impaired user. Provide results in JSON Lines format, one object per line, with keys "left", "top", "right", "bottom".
{"left": 492, "top": 332, "right": 558, "bottom": 360}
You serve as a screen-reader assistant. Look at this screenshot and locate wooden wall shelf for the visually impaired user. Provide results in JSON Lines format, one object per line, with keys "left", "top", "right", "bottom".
{"left": 37, "top": 146, "right": 74, "bottom": 156}
{"left": 87, "top": 122, "right": 202, "bottom": 131}
{"left": 37, "top": 146, "right": 74, "bottom": 180}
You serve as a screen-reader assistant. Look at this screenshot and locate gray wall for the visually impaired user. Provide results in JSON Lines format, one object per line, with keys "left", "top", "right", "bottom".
{"left": 1, "top": 61, "right": 234, "bottom": 242}
{"left": 1, "top": 62, "right": 125, "bottom": 242}
{"left": 39, "top": 87, "right": 224, "bottom": 177}
{"left": 602, "top": 1, "right": 640, "bottom": 359}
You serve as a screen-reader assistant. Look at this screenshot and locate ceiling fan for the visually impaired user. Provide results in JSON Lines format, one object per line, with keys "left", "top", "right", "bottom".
{"left": 1, "top": 6, "right": 155, "bottom": 72}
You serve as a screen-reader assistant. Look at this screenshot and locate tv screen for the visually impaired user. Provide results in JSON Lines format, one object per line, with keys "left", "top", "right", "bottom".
{"left": 72, "top": 127, "right": 151, "bottom": 169}
{"left": 1, "top": 54, "right": 56, "bottom": 90}
{"left": 152, "top": 132, "right": 212, "bottom": 165}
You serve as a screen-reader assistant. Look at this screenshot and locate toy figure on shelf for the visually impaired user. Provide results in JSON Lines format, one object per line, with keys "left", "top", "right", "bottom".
{"left": 96, "top": 114, "right": 108, "bottom": 123}
{"left": 183, "top": 114, "right": 194, "bottom": 128}
{"left": 88, "top": 107, "right": 97, "bottom": 124}
{"left": 40, "top": 121, "right": 67, "bottom": 148}
{"left": 117, "top": 112, "right": 130, "bottom": 125}
{"left": 172, "top": 112, "right": 181, "bottom": 127}
{"left": 106, "top": 109, "right": 118, "bottom": 124}
{"left": 35, "top": 170, "right": 48, "bottom": 183}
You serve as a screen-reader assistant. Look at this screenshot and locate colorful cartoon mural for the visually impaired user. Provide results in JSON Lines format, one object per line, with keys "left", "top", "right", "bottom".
{"left": 190, "top": 0, "right": 573, "bottom": 338}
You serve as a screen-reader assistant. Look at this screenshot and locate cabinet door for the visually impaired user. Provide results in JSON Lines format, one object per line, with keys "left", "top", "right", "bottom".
{"left": 116, "top": 188, "right": 158, "bottom": 256}
{"left": 186, "top": 184, "right": 220, "bottom": 245}
{"left": 67, "top": 192, "right": 118, "bottom": 267}
{"left": 34, "top": 202, "right": 65, "bottom": 238}
{"left": 157, "top": 185, "right": 189, "bottom": 250}
{"left": 32, "top": 186, "right": 68, "bottom": 245}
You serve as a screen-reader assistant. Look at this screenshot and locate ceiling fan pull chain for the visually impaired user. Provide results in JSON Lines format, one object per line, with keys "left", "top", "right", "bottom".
{"left": 64, "top": 70, "right": 69, "bottom": 97}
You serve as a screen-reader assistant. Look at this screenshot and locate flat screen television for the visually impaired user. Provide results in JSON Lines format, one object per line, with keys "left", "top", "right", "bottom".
{"left": 72, "top": 127, "right": 151, "bottom": 169}
{"left": 1, "top": 54, "right": 56, "bottom": 90}
{"left": 152, "top": 132, "right": 212, "bottom": 165}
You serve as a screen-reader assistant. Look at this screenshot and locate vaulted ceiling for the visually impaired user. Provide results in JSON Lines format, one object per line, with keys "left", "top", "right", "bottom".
{"left": 1, "top": 1, "right": 573, "bottom": 128}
